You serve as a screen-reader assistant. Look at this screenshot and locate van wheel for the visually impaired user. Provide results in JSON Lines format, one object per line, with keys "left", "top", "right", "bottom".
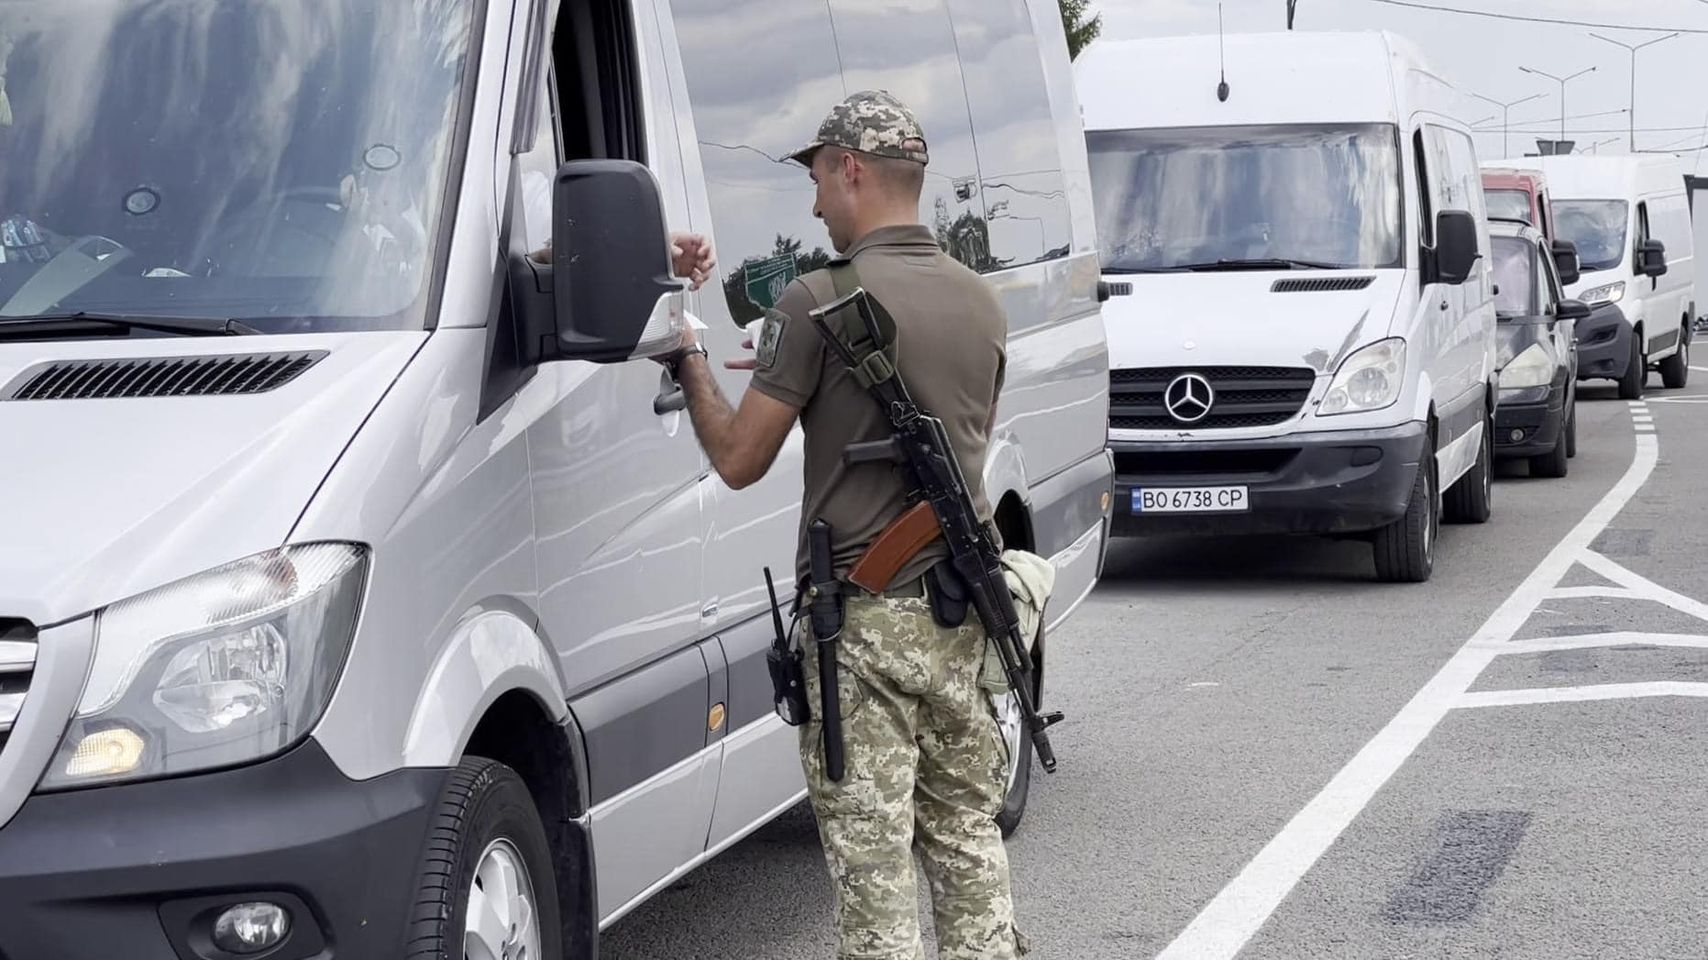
{"left": 1444, "top": 407, "right": 1493, "bottom": 524}
{"left": 1659, "top": 326, "right": 1690, "bottom": 389}
{"left": 406, "top": 757, "right": 562, "bottom": 960}
{"left": 1618, "top": 334, "right": 1646, "bottom": 399}
{"left": 994, "top": 632, "right": 1042, "bottom": 839}
{"left": 1373, "top": 454, "right": 1436, "bottom": 583}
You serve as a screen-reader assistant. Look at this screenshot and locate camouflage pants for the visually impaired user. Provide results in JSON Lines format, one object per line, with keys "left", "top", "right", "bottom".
{"left": 799, "top": 591, "right": 1030, "bottom": 960}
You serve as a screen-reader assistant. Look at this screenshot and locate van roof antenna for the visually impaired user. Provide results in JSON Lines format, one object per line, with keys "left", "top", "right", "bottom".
{"left": 1217, "top": 3, "right": 1231, "bottom": 102}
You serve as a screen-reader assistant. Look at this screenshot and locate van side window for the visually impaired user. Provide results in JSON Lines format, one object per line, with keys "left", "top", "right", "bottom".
{"left": 517, "top": 65, "right": 563, "bottom": 257}
{"left": 1649, "top": 194, "right": 1692, "bottom": 258}
{"left": 825, "top": 0, "right": 987, "bottom": 271}
{"left": 944, "top": 0, "right": 1073, "bottom": 272}
{"left": 1413, "top": 130, "right": 1433, "bottom": 246}
{"left": 666, "top": 0, "right": 845, "bottom": 326}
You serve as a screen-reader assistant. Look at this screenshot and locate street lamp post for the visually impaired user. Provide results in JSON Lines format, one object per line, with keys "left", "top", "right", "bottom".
{"left": 1519, "top": 64, "right": 1598, "bottom": 142}
{"left": 1471, "top": 91, "right": 1547, "bottom": 159}
{"left": 1590, "top": 32, "right": 1680, "bottom": 152}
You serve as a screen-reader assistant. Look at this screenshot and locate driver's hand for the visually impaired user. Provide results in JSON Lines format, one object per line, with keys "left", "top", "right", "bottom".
{"left": 670, "top": 232, "right": 716, "bottom": 291}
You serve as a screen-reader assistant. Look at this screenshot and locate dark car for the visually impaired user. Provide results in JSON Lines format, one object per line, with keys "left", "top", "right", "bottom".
{"left": 1490, "top": 218, "right": 1591, "bottom": 477}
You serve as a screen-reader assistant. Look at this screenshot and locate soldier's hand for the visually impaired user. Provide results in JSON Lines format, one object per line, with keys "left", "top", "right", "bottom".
{"left": 725, "top": 335, "right": 757, "bottom": 371}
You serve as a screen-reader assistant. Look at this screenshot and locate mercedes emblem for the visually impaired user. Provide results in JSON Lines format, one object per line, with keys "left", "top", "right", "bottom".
{"left": 1164, "top": 373, "right": 1215, "bottom": 424}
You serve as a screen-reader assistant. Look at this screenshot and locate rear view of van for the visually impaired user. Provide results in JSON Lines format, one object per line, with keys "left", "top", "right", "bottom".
{"left": 1539, "top": 154, "right": 1696, "bottom": 396}
{"left": 1076, "top": 31, "right": 1500, "bottom": 583}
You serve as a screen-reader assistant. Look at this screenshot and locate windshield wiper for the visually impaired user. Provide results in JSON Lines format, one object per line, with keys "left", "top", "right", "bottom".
{"left": 0, "top": 312, "right": 261, "bottom": 338}
{"left": 1179, "top": 258, "right": 1349, "bottom": 272}
{"left": 1102, "top": 266, "right": 1186, "bottom": 274}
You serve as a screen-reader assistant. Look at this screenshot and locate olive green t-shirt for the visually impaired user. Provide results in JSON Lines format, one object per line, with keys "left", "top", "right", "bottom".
{"left": 750, "top": 224, "right": 1006, "bottom": 587}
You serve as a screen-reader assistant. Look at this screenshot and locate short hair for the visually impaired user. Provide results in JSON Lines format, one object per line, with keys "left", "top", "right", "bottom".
{"left": 823, "top": 146, "right": 925, "bottom": 200}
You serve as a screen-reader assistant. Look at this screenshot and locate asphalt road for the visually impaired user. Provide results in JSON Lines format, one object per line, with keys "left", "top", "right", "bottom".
{"left": 602, "top": 372, "right": 1708, "bottom": 960}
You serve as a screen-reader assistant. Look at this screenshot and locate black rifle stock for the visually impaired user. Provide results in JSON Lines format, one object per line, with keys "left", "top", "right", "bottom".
{"left": 807, "top": 286, "right": 1065, "bottom": 773}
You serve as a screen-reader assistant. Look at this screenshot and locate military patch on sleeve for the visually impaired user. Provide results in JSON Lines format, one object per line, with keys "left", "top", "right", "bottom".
{"left": 755, "top": 308, "right": 788, "bottom": 370}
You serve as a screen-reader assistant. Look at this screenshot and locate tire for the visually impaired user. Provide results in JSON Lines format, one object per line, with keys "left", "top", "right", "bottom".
{"left": 1444, "top": 406, "right": 1493, "bottom": 524}
{"left": 406, "top": 757, "right": 562, "bottom": 960}
{"left": 1530, "top": 421, "right": 1569, "bottom": 478}
{"left": 1617, "top": 333, "right": 1646, "bottom": 400}
{"left": 1565, "top": 397, "right": 1578, "bottom": 459}
{"left": 1659, "top": 325, "right": 1690, "bottom": 389}
{"left": 1373, "top": 450, "right": 1436, "bottom": 583}
{"left": 994, "top": 629, "right": 1042, "bottom": 839}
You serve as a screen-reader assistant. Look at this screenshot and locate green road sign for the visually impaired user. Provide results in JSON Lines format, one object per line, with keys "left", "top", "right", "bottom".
{"left": 743, "top": 254, "right": 797, "bottom": 310}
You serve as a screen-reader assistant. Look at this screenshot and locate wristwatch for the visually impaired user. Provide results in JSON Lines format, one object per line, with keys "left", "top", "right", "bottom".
{"left": 669, "top": 341, "right": 708, "bottom": 375}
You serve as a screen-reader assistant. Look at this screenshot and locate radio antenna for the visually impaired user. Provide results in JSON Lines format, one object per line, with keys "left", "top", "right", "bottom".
{"left": 1217, "top": 3, "right": 1231, "bottom": 102}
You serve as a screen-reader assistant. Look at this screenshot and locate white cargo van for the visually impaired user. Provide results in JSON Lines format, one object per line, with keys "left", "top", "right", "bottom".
{"left": 0, "top": 1, "right": 1112, "bottom": 957}
{"left": 1538, "top": 154, "right": 1696, "bottom": 396}
{"left": 1076, "top": 31, "right": 1499, "bottom": 583}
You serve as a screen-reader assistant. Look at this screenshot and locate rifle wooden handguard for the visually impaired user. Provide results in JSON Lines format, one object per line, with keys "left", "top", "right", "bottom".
{"left": 848, "top": 502, "right": 942, "bottom": 594}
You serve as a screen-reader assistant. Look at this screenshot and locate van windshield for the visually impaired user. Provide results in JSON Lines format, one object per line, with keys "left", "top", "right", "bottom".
{"left": 1086, "top": 123, "right": 1403, "bottom": 272}
{"left": 1554, "top": 200, "right": 1629, "bottom": 274}
{"left": 1486, "top": 189, "right": 1533, "bottom": 225}
{"left": 0, "top": 0, "right": 475, "bottom": 334}
{"left": 1491, "top": 236, "right": 1538, "bottom": 318}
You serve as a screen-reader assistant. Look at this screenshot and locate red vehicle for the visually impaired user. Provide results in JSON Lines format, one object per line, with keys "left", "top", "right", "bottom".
{"left": 1484, "top": 165, "right": 1581, "bottom": 287}
{"left": 1483, "top": 167, "right": 1557, "bottom": 242}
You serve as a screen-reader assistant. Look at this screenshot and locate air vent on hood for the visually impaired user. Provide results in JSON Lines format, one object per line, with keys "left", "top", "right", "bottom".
{"left": 1271, "top": 277, "right": 1375, "bottom": 293}
{"left": 4, "top": 351, "right": 326, "bottom": 401}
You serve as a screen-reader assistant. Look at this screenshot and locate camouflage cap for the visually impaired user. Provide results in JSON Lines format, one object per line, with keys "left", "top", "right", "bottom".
{"left": 785, "top": 90, "right": 929, "bottom": 167}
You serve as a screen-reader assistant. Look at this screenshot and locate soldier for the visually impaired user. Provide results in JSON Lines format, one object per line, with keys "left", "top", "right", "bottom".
{"left": 661, "top": 90, "right": 1028, "bottom": 959}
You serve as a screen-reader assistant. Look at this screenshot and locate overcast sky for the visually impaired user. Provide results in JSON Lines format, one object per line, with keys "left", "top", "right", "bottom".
{"left": 1095, "top": 0, "right": 1708, "bottom": 171}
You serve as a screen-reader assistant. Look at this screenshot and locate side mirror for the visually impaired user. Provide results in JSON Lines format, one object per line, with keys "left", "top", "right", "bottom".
{"left": 1434, "top": 210, "right": 1480, "bottom": 286}
{"left": 1556, "top": 298, "right": 1592, "bottom": 322}
{"left": 1637, "top": 238, "right": 1668, "bottom": 278}
{"left": 550, "top": 159, "right": 687, "bottom": 363}
{"left": 1551, "top": 239, "right": 1581, "bottom": 287}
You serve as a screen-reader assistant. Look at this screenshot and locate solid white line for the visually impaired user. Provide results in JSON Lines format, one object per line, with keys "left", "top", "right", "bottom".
{"left": 1691, "top": 365, "right": 1708, "bottom": 373}
{"left": 1485, "top": 632, "right": 1708, "bottom": 655}
{"left": 1458, "top": 682, "right": 1708, "bottom": 709}
{"left": 1153, "top": 433, "right": 1661, "bottom": 960}
{"left": 1546, "top": 586, "right": 1640, "bottom": 601}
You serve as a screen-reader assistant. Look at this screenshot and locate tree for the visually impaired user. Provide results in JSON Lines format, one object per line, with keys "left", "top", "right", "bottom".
{"left": 1059, "top": 0, "right": 1101, "bottom": 61}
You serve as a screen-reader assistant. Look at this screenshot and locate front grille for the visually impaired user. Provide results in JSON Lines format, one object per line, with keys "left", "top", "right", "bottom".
{"left": 4, "top": 351, "right": 326, "bottom": 401}
{"left": 1116, "top": 448, "right": 1299, "bottom": 477}
{"left": 1109, "top": 366, "right": 1317, "bottom": 430}
{"left": 1271, "top": 276, "right": 1376, "bottom": 293}
{"left": 0, "top": 621, "right": 37, "bottom": 760}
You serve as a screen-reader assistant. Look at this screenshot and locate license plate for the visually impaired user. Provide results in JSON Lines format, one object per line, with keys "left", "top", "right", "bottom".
{"left": 1132, "top": 486, "right": 1250, "bottom": 514}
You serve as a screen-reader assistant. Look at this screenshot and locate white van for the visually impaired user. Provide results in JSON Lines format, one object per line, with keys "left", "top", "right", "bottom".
{"left": 0, "top": 1, "right": 1112, "bottom": 957}
{"left": 1538, "top": 154, "right": 1696, "bottom": 396}
{"left": 1075, "top": 31, "right": 1499, "bottom": 583}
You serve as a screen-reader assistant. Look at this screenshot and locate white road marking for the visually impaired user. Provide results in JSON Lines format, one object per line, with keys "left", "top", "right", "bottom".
{"left": 1547, "top": 586, "right": 1640, "bottom": 601}
{"left": 1488, "top": 632, "right": 1708, "bottom": 655}
{"left": 1576, "top": 552, "right": 1708, "bottom": 622}
{"left": 1458, "top": 682, "right": 1708, "bottom": 709}
{"left": 1155, "top": 433, "right": 1662, "bottom": 960}
{"left": 1646, "top": 395, "right": 1708, "bottom": 404}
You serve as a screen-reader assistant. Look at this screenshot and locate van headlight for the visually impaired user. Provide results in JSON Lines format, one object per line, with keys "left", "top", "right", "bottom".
{"left": 1579, "top": 281, "right": 1625, "bottom": 306}
{"left": 1500, "top": 344, "right": 1556, "bottom": 390}
{"left": 1320, "top": 338, "right": 1407, "bottom": 416}
{"left": 40, "top": 543, "right": 367, "bottom": 789}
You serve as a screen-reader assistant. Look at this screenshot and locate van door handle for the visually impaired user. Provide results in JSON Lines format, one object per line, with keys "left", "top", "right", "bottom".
{"left": 654, "top": 369, "right": 687, "bottom": 415}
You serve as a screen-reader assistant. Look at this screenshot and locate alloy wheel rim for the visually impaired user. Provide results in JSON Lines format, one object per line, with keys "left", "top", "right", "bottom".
{"left": 464, "top": 838, "right": 541, "bottom": 960}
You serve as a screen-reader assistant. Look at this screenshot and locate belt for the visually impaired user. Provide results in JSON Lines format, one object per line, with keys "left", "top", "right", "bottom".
{"left": 850, "top": 575, "right": 925, "bottom": 599}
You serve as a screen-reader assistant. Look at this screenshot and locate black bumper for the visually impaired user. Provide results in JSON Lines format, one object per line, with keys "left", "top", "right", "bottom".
{"left": 1495, "top": 387, "right": 1568, "bottom": 458}
{"left": 1575, "top": 303, "right": 1633, "bottom": 381}
{"left": 1110, "top": 421, "right": 1429, "bottom": 537}
{"left": 0, "top": 739, "right": 448, "bottom": 960}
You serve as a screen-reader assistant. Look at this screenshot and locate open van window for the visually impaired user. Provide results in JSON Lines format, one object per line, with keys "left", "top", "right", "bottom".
{"left": 1086, "top": 123, "right": 1404, "bottom": 273}
{"left": 1491, "top": 235, "right": 1538, "bottom": 318}
{"left": 0, "top": 0, "right": 475, "bottom": 333}
{"left": 1554, "top": 200, "right": 1629, "bottom": 273}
